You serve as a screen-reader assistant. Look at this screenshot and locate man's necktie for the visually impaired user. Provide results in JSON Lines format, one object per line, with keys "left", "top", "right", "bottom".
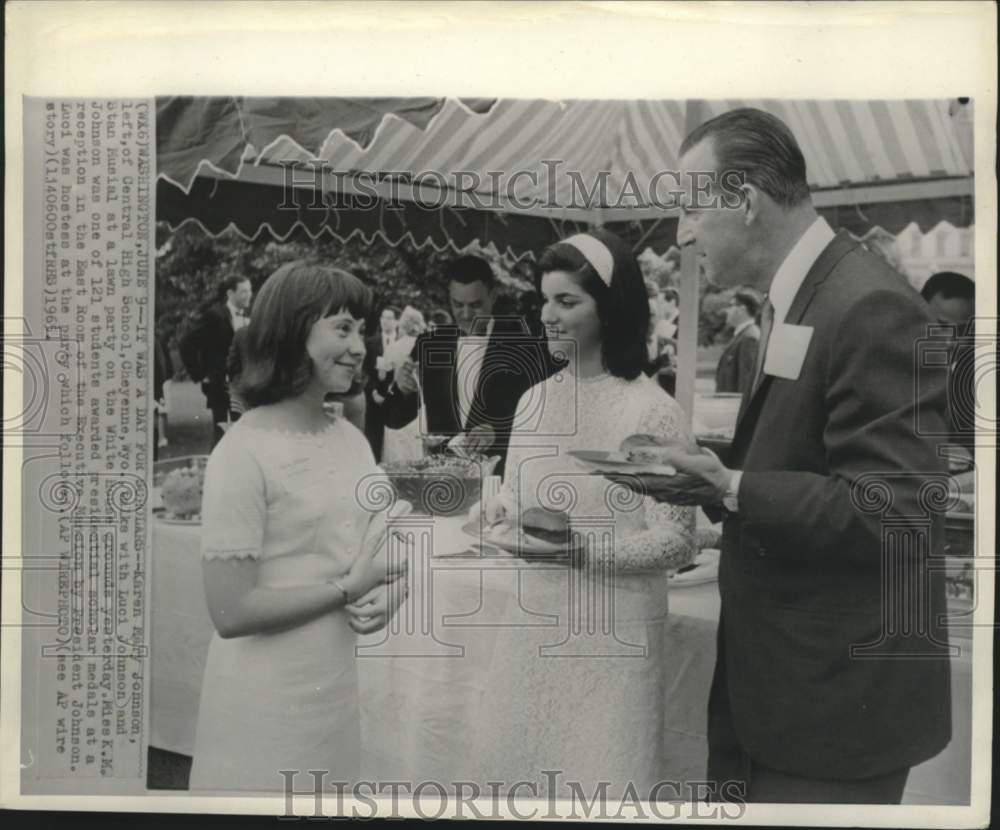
{"left": 750, "top": 297, "right": 774, "bottom": 393}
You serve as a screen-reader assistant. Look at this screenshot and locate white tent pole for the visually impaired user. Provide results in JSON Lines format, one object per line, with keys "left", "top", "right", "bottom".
{"left": 675, "top": 100, "right": 704, "bottom": 424}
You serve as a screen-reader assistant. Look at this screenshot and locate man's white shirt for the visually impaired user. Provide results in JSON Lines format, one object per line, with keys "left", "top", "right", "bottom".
{"left": 227, "top": 301, "right": 249, "bottom": 330}
{"left": 767, "top": 216, "right": 835, "bottom": 327}
{"left": 455, "top": 319, "right": 495, "bottom": 429}
{"left": 732, "top": 318, "right": 756, "bottom": 339}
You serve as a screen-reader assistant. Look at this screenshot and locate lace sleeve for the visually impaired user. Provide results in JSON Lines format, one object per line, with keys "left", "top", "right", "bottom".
{"left": 201, "top": 433, "right": 266, "bottom": 561}
{"left": 583, "top": 392, "right": 697, "bottom": 572}
{"left": 497, "top": 388, "right": 535, "bottom": 512}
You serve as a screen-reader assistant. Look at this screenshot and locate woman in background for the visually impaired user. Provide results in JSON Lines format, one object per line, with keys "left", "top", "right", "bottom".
{"left": 189, "top": 261, "right": 408, "bottom": 792}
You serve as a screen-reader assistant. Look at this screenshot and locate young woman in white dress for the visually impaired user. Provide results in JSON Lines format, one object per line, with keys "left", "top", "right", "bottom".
{"left": 473, "top": 231, "right": 697, "bottom": 799}
{"left": 189, "top": 262, "right": 408, "bottom": 792}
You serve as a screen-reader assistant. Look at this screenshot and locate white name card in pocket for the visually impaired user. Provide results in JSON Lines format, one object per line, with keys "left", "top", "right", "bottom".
{"left": 763, "top": 323, "right": 813, "bottom": 381}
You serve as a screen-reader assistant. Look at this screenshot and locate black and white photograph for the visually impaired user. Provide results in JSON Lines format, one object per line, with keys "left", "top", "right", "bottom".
{"left": 3, "top": 1, "right": 995, "bottom": 823}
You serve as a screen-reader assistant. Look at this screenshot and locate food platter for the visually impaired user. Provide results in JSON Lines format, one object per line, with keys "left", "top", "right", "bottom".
{"left": 154, "top": 511, "right": 203, "bottom": 526}
{"left": 382, "top": 454, "right": 498, "bottom": 517}
{"left": 460, "top": 519, "right": 581, "bottom": 557}
{"left": 567, "top": 450, "right": 677, "bottom": 476}
{"left": 669, "top": 549, "right": 719, "bottom": 587}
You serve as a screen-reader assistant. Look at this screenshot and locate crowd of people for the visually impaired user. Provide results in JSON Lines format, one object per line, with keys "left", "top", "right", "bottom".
{"left": 168, "top": 257, "right": 691, "bottom": 461}
{"left": 159, "top": 106, "right": 974, "bottom": 804}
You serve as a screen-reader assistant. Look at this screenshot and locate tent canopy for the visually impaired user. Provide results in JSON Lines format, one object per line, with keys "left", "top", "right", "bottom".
{"left": 157, "top": 96, "right": 974, "bottom": 258}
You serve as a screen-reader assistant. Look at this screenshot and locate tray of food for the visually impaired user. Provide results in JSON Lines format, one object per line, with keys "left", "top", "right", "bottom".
{"left": 462, "top": 506, "right": 581, "bottom": 558}
{"left": 569, "top": 434, "right": 678, "bottom": 476}
{"left": 153, "top": 456, "right": 209, "bottom": 523}
{"left": 381, "top": 453, "right": 499, "bottom": 517}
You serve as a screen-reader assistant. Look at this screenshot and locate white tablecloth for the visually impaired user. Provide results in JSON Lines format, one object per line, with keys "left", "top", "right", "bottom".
{"left": 150, "top": 515, "right": 719, "bottom": 784}
{"left": 150, "top": 514, "right": 970, "bottom": 802}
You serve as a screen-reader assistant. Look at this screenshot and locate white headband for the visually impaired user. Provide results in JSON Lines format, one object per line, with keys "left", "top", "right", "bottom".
{"left": 563, "top": 234, "right": 614, "bottom": 287}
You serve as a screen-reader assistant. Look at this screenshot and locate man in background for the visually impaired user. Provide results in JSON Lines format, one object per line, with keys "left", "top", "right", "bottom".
{"left": 381, "top": 254, "right": 554, "bottom": 474}
{"left": 655, "top": 286, "right": 681, "bottom": 341}
{"left": 921, "top": 271, "right": 974, "bottom": 331}
{"left": 921, "top": 271, "right": 976, "bottom": 456}
{"left": 714, "top": 287, "right": 761, "bottom": 395}
{"left": 362, "top": 305, "right": 400, "bottom": 461}
{"left": 180, "top": 274, "right": 252, "bottom": 448}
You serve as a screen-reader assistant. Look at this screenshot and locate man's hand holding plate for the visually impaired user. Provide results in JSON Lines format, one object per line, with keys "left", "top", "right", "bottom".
{"left": 606, "top": 441, "right": 735, "bottom": 507}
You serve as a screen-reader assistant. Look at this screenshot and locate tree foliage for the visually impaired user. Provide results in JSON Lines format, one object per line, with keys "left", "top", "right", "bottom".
{"left": 154, "top": 222, "right": 534, "bottom": 365}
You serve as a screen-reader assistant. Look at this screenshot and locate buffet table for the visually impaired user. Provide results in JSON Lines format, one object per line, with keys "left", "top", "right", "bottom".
{"left": 150, "top": 506, "right": 974, "bottom": 801}
{"left": 149, "top": 514, "right": 719, "bottom": 784}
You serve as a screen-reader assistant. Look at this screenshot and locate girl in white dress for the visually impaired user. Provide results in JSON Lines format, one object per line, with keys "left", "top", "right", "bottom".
{"left": 189, "top": 262, "right": 408, "bottom": 792}
{"left": 473, "top": 231, "right": 697, "bottom": 799}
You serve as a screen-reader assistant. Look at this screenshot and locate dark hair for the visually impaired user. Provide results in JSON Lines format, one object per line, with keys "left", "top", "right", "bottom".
{"left": 220, "top": 274, "right": 251, "bottom": 298}
{"left": 732, "top": 288, "right": 762, "bottom": 317}
{"left": 380, "top": 305, "right": 401, "bottom": 317}
{"left": 680, "top": 107, "right": 810, "bottom": 207}
{"left": 236, "top": 261, "right": 372, "bottom": 407}
{"left": 661, "top": 287, "right": 680, "bottom": 304}
{"left": 921, "top": 271, "right": 975, "bottom": 303}
{"left": 445, "top": 254, "right": 495, "bottom": 288}
{"left": 536, "top": 230, "right": 649, "bottom": 380}
{"left": 492, "top": 294, "right": 518, "bottom": 315}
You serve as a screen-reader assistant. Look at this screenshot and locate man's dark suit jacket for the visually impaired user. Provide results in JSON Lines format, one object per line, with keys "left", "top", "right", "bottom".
{"left": 362, "top": 333, "right": 395, "bottom": 462}
{"left": 381, "top": 318, "right": 556, "bottom": 474}
{"left": 710, "top": 231, "right": 952, "bottom": 782}
{"left": 714, "top": 323, "right": 760, "bottom": 395}
{"left": 179, "top": 304, "right": 236, "bottom": 417}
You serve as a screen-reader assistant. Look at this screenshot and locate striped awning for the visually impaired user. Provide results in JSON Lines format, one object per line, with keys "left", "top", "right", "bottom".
{"left": 156, "top": 96, "right": 974, "bottom": 255}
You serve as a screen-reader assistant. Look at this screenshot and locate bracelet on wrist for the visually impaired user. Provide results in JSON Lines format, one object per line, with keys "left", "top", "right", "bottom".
{"left": 331, "top": 578, "right": 352, "bottom": 604}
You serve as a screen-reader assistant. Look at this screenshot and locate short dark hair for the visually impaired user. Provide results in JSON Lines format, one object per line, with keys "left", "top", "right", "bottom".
{"left": 445, "top": 254, "right": 495, "bottom": 288}
{"left": 921, "top": 271, "right": 975, "bottom": 303}
{"left": 732, "top": 287, "right": 762, "bottom": 317}
{"left": 680, "top": 107, "right": 810, "bottom": 207}
{"left": 236, "top": 261, "right": 372, "bottom": 407}
{"left": 221, "top": 274, "right": 251, "bottom": 298}
{"left": 536, "top": 230, "right": 649, "bottom": 380}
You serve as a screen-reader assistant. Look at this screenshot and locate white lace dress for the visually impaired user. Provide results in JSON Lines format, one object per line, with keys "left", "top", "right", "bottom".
{"left": 470, "top": 371, "right": 695, "bottom": 798}
{"left": 188, "top": 417, "right": 382, "bottom": 792}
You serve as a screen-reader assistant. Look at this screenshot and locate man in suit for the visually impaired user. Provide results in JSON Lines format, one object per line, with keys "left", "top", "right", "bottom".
{"left": 714, "top": 287, "right": 761, "bottom": 395}
{"left": 179, "top": 274, "right": 252, "bottom": 447}
{"left": 655, "top": 286, "right": 681, "bottom": 341}
{"left": 615, "top": 108, "right": 952, "bottom": 803}
{"left": 361, "top": 305, "right": 400, "bottom": 461}
{"left": 381, "top": 255, "right": 554, "bottom": 474}
{"left": 921, "top": 271, "right": 976, "bottom": 456}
